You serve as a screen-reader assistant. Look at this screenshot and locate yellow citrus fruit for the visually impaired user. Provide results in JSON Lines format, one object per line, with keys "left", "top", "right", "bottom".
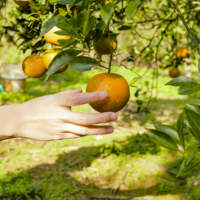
{"left": 44, "top": 26, "right": 72, "bottom": 46}
{"left": 22, "top": 55, "right": 47, "bottom": 78}
{"left": 86, "top": 73, "right": 130, "bottom": 112}
{"left": 176, "top": 47, "right": 189, "bottom": 59}
{"left": 94, "top": 34, "right": 117, "bottom": 55}
{"left": 169, "top": 68, "right": 180, "bottom": 78}
{"left": 14, "top": 0, "right": 31, "bottom": 9}
{"left": 43, "top": 49, "right": 68, "bottom": 74}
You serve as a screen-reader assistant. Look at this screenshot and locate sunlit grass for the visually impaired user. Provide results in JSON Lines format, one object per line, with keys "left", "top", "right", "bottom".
{"left": 1, "top": 52, "right": 200, "bottom": 199}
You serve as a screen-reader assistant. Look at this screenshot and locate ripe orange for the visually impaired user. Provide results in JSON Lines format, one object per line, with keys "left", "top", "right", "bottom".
{"left": 43, "top": 49, "right": 68, "bottom": 74}
{"left": 176, "top": 47, "right": 189, "bottom": 59}
{"left": 94, "top": 34, "right": 117, "bottom": 55}
{"left": 44, "top": 26, "right": 72, "bottom": 46}
{"left": 169, "top": 68, "right": 180, "bottom": 78}
{"left": 14, "top": 0, "right": 31, "bottom": 9}
{"left": 22, "top": 55, "right": 47, "bottom": 78}
{"left": 86, "top": 73, "right": 130, "bottom": 112}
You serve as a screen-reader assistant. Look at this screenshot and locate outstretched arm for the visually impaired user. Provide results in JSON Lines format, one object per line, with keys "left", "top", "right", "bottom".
{"left": 0, "top": 89, "right": 118, "bottom": 141}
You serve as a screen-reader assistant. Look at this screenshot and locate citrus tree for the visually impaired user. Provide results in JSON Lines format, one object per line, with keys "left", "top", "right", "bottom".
{"left": 1, "top": 0, "right": 200, "bottom": 177}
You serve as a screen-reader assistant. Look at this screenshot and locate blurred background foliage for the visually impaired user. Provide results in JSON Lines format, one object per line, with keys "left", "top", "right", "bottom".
{"left": 1, "top": 0, "right": 199, "bottom": 112}
{"left": 1, "top": 0, "right": 200, "bottom": 199}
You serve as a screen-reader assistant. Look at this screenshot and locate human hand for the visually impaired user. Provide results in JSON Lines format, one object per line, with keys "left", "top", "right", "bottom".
{"left": 13, "top": 89, "right": 118, "bottom": 141}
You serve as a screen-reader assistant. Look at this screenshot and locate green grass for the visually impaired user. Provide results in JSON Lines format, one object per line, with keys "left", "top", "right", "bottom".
{"left": 0, "top": 65, "right": 200, "bottom": 200}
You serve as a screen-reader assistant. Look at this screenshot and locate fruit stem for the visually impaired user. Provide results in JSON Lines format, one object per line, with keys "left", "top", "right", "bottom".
{"left": 167, "top": 0, "right": 200, "bottom": 55}
{"left": 108, "top": 51, "right": 113, "bottom": 73}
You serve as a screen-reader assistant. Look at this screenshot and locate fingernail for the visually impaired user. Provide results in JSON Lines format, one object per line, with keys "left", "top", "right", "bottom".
{"left": 99, "top": 91, "right": 108, "bottom": 100}
{"left": 110, "top": 113, "right": 118, "bottom": 121}
{"left": 107, "top": 127, "right": 114, "bottom": 133}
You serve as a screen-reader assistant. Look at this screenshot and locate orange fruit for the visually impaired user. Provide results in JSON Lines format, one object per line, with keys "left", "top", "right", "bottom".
{"left": 44, "top": 26, "right": 72, "bottom": 46}
{"left": 94, "top": 34, "right": 117, "bottom": 55}
{"left": 14, "top": 0, "right": 31, "bottom": 9}
{"left": 22, "top": 55, "right": 47, "bottom": 78}
{"left": 169, "top": 68, "right": 180, "bottom": 78}
{"left": 43, "top": 49, "right": 68, "bottom": 74}
{"left": 176, "top": 47, "right": 189, "bottom": 59}
{"left": 86, "top": 73, "right": 130, "bottom": 112}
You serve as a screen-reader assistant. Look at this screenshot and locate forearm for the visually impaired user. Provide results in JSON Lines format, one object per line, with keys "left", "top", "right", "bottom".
{"left": 0, "top": 104, "right": 20, "bottom": 140}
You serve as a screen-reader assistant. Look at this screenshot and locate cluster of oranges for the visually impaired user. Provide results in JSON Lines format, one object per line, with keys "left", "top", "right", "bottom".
{"left": 22, "top": 26, "right": 71, "bottom": 78}
{"left": 168, "top": 47, "right": 189, "bottom": 78}
{"left": 15, "top": 0, "right": 129, "bottom": 113}
{"left": 22, "top": 27, "right": 118, "bottom": 77}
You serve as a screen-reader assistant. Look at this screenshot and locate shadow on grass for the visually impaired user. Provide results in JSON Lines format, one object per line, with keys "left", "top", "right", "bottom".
{"left": 120, "top": 96, "right": 199, "bottom": 128}
{"left": 1, "top": 133, "right": 197, "bottom": 200}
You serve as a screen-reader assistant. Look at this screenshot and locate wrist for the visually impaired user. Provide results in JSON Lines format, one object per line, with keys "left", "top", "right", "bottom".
{"left": 0, "top": 104, "right": 22, "bottom": 139}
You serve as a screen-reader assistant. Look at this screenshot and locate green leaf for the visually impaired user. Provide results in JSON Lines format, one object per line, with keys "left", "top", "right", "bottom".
{"left": 198, "top": 59, "right": 200, "bottom": 72}
{"left": 177, "top": 111, "right": 185, "bottom": 149}
{"left": 40, "top": 16, "right": 63, "bottom": 37}
{"left": 177, "top": 154, "right": 200, "bottom": 177}
{"left": 58, "top": 38, "right": 77, "bottom": 48}
{"left": 45, "top": 49, "right": 81, "bottom": 81}
{"left": 80, "top": 0, "right": 88, "bottom": 10}
{"left": 184, "top": 107, "right": 200, "bottom": 139}
{"left": 85, "top": 16, "right": 96, "bottom": 36}
{"left": 185, "top": 104, "right": 200, "bottom": 115}
{"left": 125, "top": 0, "right": 140, "bottom": 19}
{"left": 178, "top": 82, "right": 200, "bottom": 95}
{"left": 100, "top": 2, "right": 115, "bottom": 25}
{"left": 184, "top": 121, "right": 197, "bottom": 138}
{"left": 77, "top": 10, "right": 89, "bottom": 36}
{"left": 68, "top": 56, "right": 100, "bottom": 71}
{"left": 154, "top": 124, "right": 180, "bottom": 143}
{"left": 118, "top": 25, "right": 132, "bottom": 30}
{"left": 96, "top": 20, "right": 106, "bottom": 31}
{"left": 57, "top": 17, "right": 78, "bottom": 38}
{"left": 165, "top": 76, "right": 195, "bottom": 87}
{"left": 21, "top": 13, "right": 36, "bottom": 21}
{"left": 185, "top": 144, "right": 199, "bottom": 166}
{"left": 108, "top": 33, "right": 119, "bottom": 43}
{"left": 148, "top": 129, "right": 178, "bottom": 151}
{"left": 55, "top": 0, "right": 76, "bottom": 4}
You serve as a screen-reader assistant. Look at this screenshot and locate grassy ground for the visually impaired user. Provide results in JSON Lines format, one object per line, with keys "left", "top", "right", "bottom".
{"left": 1, "top": 65, "right": 200, "bottom": 200}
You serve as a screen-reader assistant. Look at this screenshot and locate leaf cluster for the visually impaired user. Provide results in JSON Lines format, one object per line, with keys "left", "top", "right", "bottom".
{"left": 148, "top": 76, "right": 200, "bottom": 177}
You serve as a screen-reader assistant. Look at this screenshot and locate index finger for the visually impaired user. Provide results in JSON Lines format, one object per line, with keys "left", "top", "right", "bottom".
{"left": 58, "top": 91, "right": 108, "bottom": 106}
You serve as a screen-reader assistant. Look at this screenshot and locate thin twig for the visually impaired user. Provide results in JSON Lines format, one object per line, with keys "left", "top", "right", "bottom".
{"left": 140, "top": 160, "right": 177, "bottom": 176}
{"left": 112, "top": 171, "right": 127, "bottom": 194}
{"left": 167, "top": 0, "right": 200, "bottom": 55}
{"left": 108, "top": 51, "right": 113, "bottom": 73}
{"left": 182, "top": 180, "right": 194, "bottom": 200}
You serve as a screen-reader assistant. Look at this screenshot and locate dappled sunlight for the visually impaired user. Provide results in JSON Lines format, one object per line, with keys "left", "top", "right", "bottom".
{"left": 1, "top": 131, "right": 195, "bottom": 199}
{"left": 1, "top": 0, "right": 200, "bottom": 197}
{"left": 0, "top": 62, "right": 199, "bottom": 199}
{"left": 117, "top": 92, "right": 198, "bottom": 130}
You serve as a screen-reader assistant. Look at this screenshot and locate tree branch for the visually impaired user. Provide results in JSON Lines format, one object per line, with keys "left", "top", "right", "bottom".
{"left": 167, "top": 0, "right": 200, "bottom": 55}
